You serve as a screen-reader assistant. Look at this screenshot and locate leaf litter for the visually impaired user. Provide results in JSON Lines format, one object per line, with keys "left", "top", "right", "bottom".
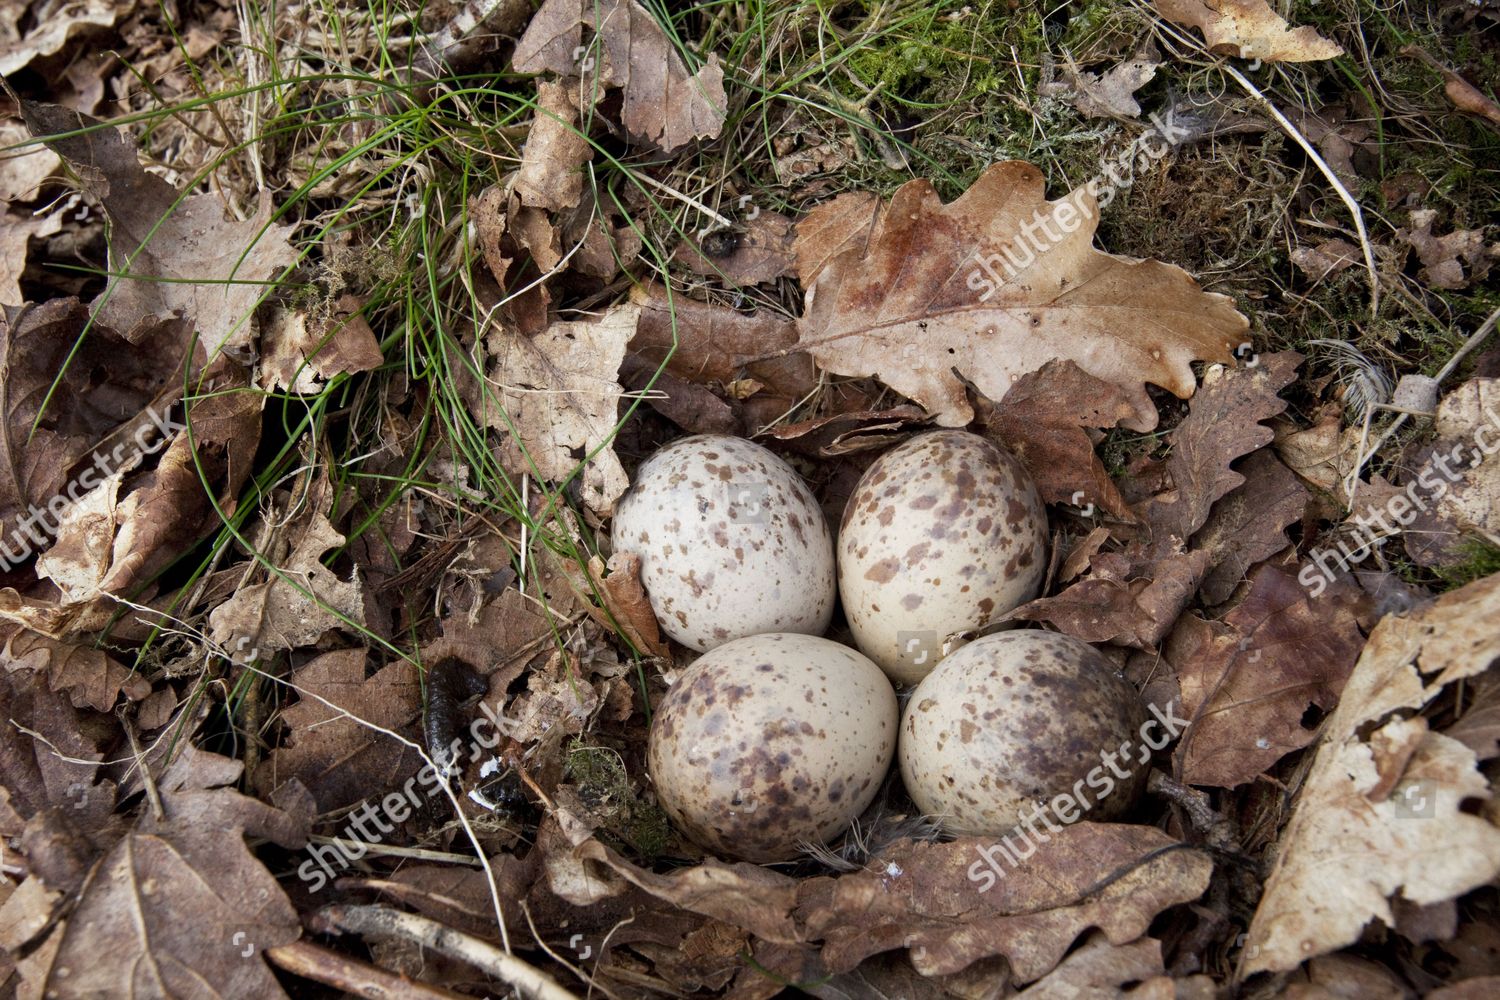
{"left": 1, "top": 1, "right": 1499, "bottom": 997}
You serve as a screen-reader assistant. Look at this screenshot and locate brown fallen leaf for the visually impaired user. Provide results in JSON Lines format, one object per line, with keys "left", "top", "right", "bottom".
{"left": 1011, "top": 547, "right": 1212, "bottom": 648}
{"left": 207, "top": 507, "right": 369, "bottom": 657}
{"left": 256, "top": 648, "right": 422, "bottom": 813}
{"left": 514, "top": 79, "right": 591, "bottom": 212}
{"left": 797, "top": 825, "right": 1212, "bottom": 983}
{"left": 593, "top": 552, "right": 669, "bottom": 660}
{"left": 1241, "top": 572, "right": 1500, "bottom": 976}
{"left": 0, "top": 0, "right": 118, "bottom": 76}
{"left": 258, "top": 295, "right": 384, "bottom": 394}
{"left": 1402, "top": 378, "right": 1499, "bottom": 568}
{"left": 1170, "top": 563, "right": 1366, "bottom": 788}
{"left": 1, "top": 625, "right": 148, "bottom": 711}
{"left": 18, "top": 750, "right": 305, "bottom": 1000}
{"left": 0, "top": 120, "right": 61, "bottom": 203}
{"left": 628, "top": 282, "right": 815, "bottom": 430}
{"left": 481, "top": 305, "right": 636, "bottom": 515}
{"left": 677, "top": 211, "right": 797, "bottom": 286}
{"left": 1290, "top": 238, "right": 1362, "bottom": 282}
{"left": 0, "top": 669, "right": 115, "bottom": 839}
{"left": 1153, "top": 0, "right": 1342, "bottom": 62}
{"left": 795, "top": 161, "right": 1246, "bottom": 432}
{"left": 0, "top": 206, "right": 63, "bottom": 306}
{"left": 975, "top": 360, "right": 1138, "bottom": 518}
{"left": 0, "top": 298, "right": 182, "bottom": 574}
{"left": 1049, "top": 54, "right": 1160, "bottom": 119}
{"left": 1402, "top": 44, "right": 1500, "bottom": 130}
{"left": 791, "top": 190, "right": 880, "bottom": 285}
{"left": 21, "top": 100, "right": 298, "bottom": 350}
{"left": 1193, "top": 448, "right": 1308, "bottom": 605}
{"left": 1135, "top": 352, "right": 1301, "bottom": 546}
{"left": 765, "top": 405, "right": 927, "bottom": 458}
{"left": 1398, "top": 209, "right": 1498, "bottom": 291}
{"left": 512, "top": 0, "right": 726, "bottom": 152}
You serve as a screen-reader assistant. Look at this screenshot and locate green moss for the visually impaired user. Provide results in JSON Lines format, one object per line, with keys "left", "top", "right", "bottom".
{"left": 565, "top": 739, "right": 672, "bottom": 858}
{"left": 1434, "top": 540, "right": 1500, "bottom": 590}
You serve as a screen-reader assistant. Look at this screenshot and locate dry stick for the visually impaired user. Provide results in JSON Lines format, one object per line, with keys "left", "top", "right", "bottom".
{"left": 237, "top": 661, "right": 514, "bottom": 953}
{"left": 1222, "top": 64, "right": 1380, "bottom": 320}
{"left": 265, "top": 938, "right": 473, "bottom": 1000}
{"left": 314, "top": 904, "right": 582, "bottom": 1000}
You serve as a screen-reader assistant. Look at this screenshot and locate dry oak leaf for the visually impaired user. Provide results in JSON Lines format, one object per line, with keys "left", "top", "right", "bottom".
{"left": 976, "top": 359, "right": 1138, "bottom": 518}
{"left": 1398, "top": 209, "right": 1498, "bottom": 290}
{"left": 1135, "top": 351, "right": 1301, "bottom": 547}
{"left": 22, "top": 101, "right": 297, "bottom": 351}
{"left": 1170, "top": 562, "right": 1365, "bottom": 788}
{"left": 677, "top": 211, "right": 797, "bottom": 286}
{"left": 482, "top": 304, "right": 636, "bottom": 515}
{"left": 207, "top": 511, "right": 367, "bottom": 656}
{"left": 797, "top": 825, "right": 1211, "bottom": 983}
{"left": 18, "top": 751, "right": 304, "bottom": 1000}
{"left": 1242, "top": 572, "right": 1500, "bottom": 976}
{"left": 1051, "top": 54, "right": 1160, "bottom": 119}
{"left": 795, "top": 161, "right": 1246, "bottom": 432}
{"left": 1, "top": 624, "right": 148, "bottom": 712}
{"left": 0, "top": 206, "right": 63, "bottom": 307}
{"left": 1192, "top": 447, "right": 1308, "bottom": 605}
{"left": 628, "top": 282, "right": 815, "bottom": 430}
{"left": 1152, "top": 0, "right": 1342, "bottom": 62}
{"left": 1402, "top": 378, "right": 1500, "bottom": 568}
{"left": 256, "top": 648, "right": 422, "bottom": 813}
{"left": 512, "top": 0, "right": 726, "bottom": 152}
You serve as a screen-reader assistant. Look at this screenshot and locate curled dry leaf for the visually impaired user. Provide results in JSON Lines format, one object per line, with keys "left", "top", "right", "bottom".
{"left": 1398, "top": 209, "right": 1498, "bottom": 291}
{"left": 1153, "top": 0, "right": 1342, "bottom": 62}
{"left": 1242, "top": 573, "right": 1500, "bottom": 976}
{"left": 514, "top": 79, "right": 591, "bottom": 212}
{"left": 0, "top": 0, "right": 118, "bottom": 75}
{"left": 1170, "top": 563, "right": 1366, "bottom": 788}
{"left": 1050, "top": 54, "right": 1160, "bottom": 119}
{"left": 1, "top": 624, "right": 148, "bottom": 712}
{"left": 795, "top": 161, "right": 1247, "bottom": 432}
{"left": 21, "top": 100, "right": 298, "bottom": 351}
{"left": 1192, "top": 448, "right": 1308, "bottom": 605}
{"left": 1403, "top": 378, "right": 1500, "bottom": 567}
{"left": 512, "top": 0, "right": 726, "bottom": 152}
{"left": 482, "top": 304, "right": 637, "bottom": 515}
{"left": 259, "top": 295, "right": 383, "bottom": 394}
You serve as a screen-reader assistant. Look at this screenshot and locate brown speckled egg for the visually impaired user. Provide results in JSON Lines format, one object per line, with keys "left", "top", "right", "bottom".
{"left": 648, "top": 632, "right": 897, "bottom": 861}
{"left": 838, "top": 430, "right": 1047, "bottom": 685}
{"left": 898, "top": 630, "right": 1149, "bottom": 837}
{"left": 612, "top": 435, "right": 836, "bottom": 651}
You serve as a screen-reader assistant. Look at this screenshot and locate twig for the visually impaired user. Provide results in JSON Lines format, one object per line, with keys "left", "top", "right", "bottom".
{"left": 313, "top": 904, "right": 582, "bottom": 1000}
{"left": 1221, "top": 64, "right": 1379, "bottom": 320}
{"left": 265, "top": 938, "right": 472, "bottom": 999}
{"left": 1343, "top": 303, "right": 1500, "bottom": 497}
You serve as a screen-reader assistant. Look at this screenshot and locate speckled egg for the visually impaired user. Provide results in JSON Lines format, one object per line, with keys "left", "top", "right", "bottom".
{"left": 612, "top": 435, "right": 836, "bottom": 651}
{"left": 899, "top": 630, "right": 1149, "bottom": 837}
{"left": 648, "top": 632, "right": 898, "bottom": 861}
{"left": 838, "top": 430, "right": 1048, "bottom": 685}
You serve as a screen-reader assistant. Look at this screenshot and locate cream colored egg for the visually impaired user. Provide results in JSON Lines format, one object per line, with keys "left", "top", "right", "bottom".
{"left": 838, "top": 430, "right": 1047, "bottom": 685}
{"left": 612, "top": 435, "right": 835, "bottom": 651}
{"left": 898, "top": 630, "right": 1149, "bottom": 837}
{"left": 647, "top": 633, "right": 897, "bottom": 861}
